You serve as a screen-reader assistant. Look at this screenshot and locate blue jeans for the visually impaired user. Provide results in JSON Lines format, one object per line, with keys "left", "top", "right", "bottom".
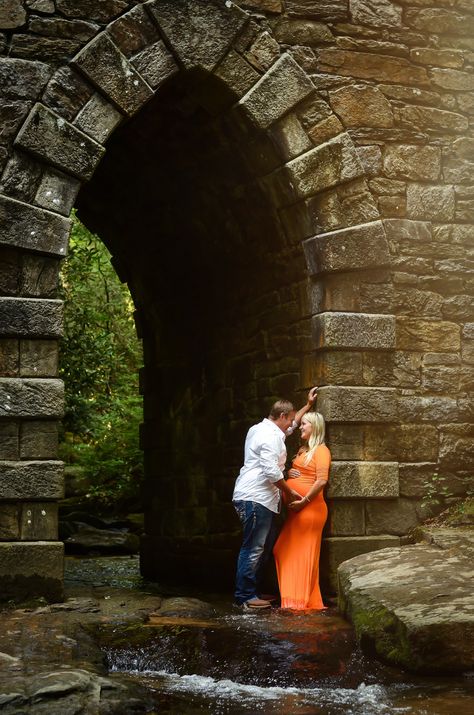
{"left": 233, "top": 500, "right": 278, "bottom": 605}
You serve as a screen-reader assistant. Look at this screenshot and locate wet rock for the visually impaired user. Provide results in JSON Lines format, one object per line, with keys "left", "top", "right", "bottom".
{"left": 338, "top": 527, "right": 474, "bottom": 673}
{"left": 156, "top": 597, "right": 216, "bottom": 618}
{"left": 65, "top": 525, "right": 140, "bottom": 555}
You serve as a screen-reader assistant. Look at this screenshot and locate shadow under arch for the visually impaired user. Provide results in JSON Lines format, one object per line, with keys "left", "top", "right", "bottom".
{"left": 75, "top": 66, "right": 315, "bottom": 586}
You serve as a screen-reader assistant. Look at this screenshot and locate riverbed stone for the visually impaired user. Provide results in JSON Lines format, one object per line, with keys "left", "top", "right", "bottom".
{"left": 328, "top": 461, "right": 399, "bottom": 499}
{"left": 15, "top": 104, "right": 105, "bottom": 181}
{"left": 321, "top": 534, "right": 400, "bottom": 593}
{"left": 338, "top": 528, "right": 474, "bottom": 672}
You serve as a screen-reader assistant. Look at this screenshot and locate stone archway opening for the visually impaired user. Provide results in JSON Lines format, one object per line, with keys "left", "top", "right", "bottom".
{"left": 75, "top": 67, "right": 310, "bottom": 585}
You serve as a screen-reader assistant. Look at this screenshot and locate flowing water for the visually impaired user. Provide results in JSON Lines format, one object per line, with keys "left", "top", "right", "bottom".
{"left": 66, "top": 557, "right": 474, "bottom": 715}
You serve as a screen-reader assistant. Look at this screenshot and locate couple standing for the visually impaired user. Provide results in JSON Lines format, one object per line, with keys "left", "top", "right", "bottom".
{"left": 232, "top": 387, "right": 331, "bottom": 611}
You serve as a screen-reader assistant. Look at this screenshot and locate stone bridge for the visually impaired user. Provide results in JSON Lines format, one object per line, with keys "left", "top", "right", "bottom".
{"left": 0, "top": 0, "right": 472, "bottom": 601}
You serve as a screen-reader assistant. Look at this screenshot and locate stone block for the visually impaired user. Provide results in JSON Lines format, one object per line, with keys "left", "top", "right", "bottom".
{"left": 20, "top": 420, "right": 58, "bottom": 459}
{"left": 34, "top": 167, "right": 80, "bottom": 217}
{"left": 273, "top": 17, "right": 333, "bottom": 45}
{"left": 0, "top": 58, "right": 50, "bottom": 101}
{"left": 15, "top": 104, "right": 105, "bottom": 182}
{"left": 20, "top": 339, "right": 58, "bottom": 377}
{"left": 317, "top": 50, "right": 430, "bottom": 87}
{"left": 350, "top": 0, "right": 401, "bottom": 27}
{"left": 306, "top": 350, "right": 363, "bottom": 386}
{"left": 398, "top": 396, "right": 459, "bottom": 423}
{"left": 0, "top": 541, "right": 63, "bottom": 602}
{"left": 328, "top": 461, "right": 399, "bottom": 499}
{"left": 131, "top": 40, "right": 179, "bottom": 91}
{"left": 27, "top": 0, "right": 55, "bottom": 11}
{"left": 329, "top": 85, "right": 394, "bottom": 128}
{"left": 321, "top": 534, "right": 400, "bottom": 593}
{"left": 396, "top": 318, "right": 460, "bottom": 352}
{"left": 364, "top": 424, "right": 439, "bottom": 463}
{"left": 357, "top": 145, "right": 382, "bottom": 177}
{"left": 410, "top": 48, "right": 464, "bottom": 70}
{"left": 383, "top": 145, "right": 441, "bottom": 181}
{"left": 0, "top": 1, "right": 26, "bottom": 29}
{"left": 28, "top": 16, "right": 99, "bottom": 42}
{"left": 56, "top": 0, "right": 128, "bottom": 23}
{"left": 431, "top": 68, "right": 474, "bottom": 92}
{"left": 0, "top": 422, "right": 19, "bottom": 459}
{"left": 0, "top": 338, "right": 19, "bottom": 376}
{"left": 396, "top": 105, "right": 468, "bottom": 133}
{"left": 0, "top": 297, "right": 63, "bottom": 337}
{"left": 405, "top": 8, "right": 474, "bottom": 37}
{"left": 73, "top": 33, "right": 153, "bottom": 117}
{"left": 0, "top": 195, "right": 70, "bottom": 256}
{"left": 41, "top": 67, "right": 94, "bottom": 123}
{"left": 245, "top": 30, "right": 280, "bottom": 72}
{"left": 365, "top": 498, "right": 421, "bottom": 536}
{"left": 382, "top": 218, "right": 431, "bottom": 244}
{"left": 309, "top": 179, "right": 379, "bottom": 232}
{"left": 20, "top": 254, "right": 60, "bottom": 298}
{"left": 308, "top": 115, "right": 344, "bottom": 146}
{"left": 304, "top": 221, "right": 390, "bottom": 275}
{"left": 148, "top": 0, "right": 247, "bottom": 72}
{"left": 0, "top": 378, "right": 64, "bottom": 418}
{"left": 312, "top": 312, "right": 395, "bottom": 350}
{"left": 398, "top": 462, "right": 438, "bottom": 498}
{"left": 20, "top": 502, "right": 58, "bottom": 540}
{"left": 0, "top": 460, "right": 63, "bottom": 499}
{"left": 327, "top": 501, "right": 365, "bottom": 536}
{"left": 239, "top": 53, "right": 314, "bottom": 129}
{"left": 107, "top": 4, "right": 159, "bottom": 58}
{"left": 286, "top": 0, "right": 348, "bottom": 22}
{"left": 327, "top": 424, "right": 364, "bottom": 460}
{"left": 317, "top": 386, "right": 398, "bottom": 423}
{"left": 287, "top": 133, "right": 365, "bottom": 198}
{"left": 270, "top": 113, "right": 313, "bottom": 161}
{"left": 407, "top": 184, "right": 455, "bottom": 222}
{"left": 0, "top": 505, "right": 19, "bottom": 539}
{"left": 0, "top": 151, "right": 43, "bottom": 203}
{"left": 363, "top": 350, "right": 422, "bottom": 389}
{"left": 73, "top": 92, "right": 123, "bottom": 145}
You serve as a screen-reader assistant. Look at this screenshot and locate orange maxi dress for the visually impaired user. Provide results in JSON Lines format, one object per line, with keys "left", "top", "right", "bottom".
{"left": 273, "top": 444, "right": 331, "bottom": 610}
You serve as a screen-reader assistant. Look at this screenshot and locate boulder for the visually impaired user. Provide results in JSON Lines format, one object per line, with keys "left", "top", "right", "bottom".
{"left": 64, "top": 525, "right": 140, "bottom": 554}
{"left": 338, "top": 527, "right": 474, "bottom": 673}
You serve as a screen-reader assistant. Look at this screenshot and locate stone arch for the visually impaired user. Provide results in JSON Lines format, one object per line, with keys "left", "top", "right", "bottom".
{"left": 0, "top": 0, "right": 403, "bottom": 600}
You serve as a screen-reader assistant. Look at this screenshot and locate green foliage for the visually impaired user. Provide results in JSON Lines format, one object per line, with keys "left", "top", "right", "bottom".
{"left": 420, "top": 473, "right": 453, "bottom": 512}
{"left": 59, "top": 212, "right": 143, "bottom": 509}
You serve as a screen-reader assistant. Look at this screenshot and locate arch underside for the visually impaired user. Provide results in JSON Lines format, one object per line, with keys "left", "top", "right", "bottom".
{"left": 0, "top": 0, "right": 471, "bottom": 599}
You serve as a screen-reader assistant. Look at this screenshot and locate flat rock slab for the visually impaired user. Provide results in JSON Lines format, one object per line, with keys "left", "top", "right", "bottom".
{"left": 338, "top": 527, "right": 474, "bottom": 673}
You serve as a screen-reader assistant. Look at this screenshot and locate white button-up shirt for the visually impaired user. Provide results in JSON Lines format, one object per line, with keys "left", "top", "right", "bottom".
{"left": 232, "top": 418, "right": 297, "bottom": 513}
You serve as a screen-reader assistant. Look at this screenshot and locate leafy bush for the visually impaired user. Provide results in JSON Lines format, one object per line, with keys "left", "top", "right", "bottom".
{"left": 59, "top": 212, "right": 143, "bottom": 509}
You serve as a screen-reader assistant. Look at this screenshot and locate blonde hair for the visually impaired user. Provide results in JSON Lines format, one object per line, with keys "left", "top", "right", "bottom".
{"left": 301, "top": 412, "right": 325, "bottom": 465}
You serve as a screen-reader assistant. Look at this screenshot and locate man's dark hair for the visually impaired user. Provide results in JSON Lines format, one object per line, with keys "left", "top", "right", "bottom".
{"left": 269, "top": 399, "right": 294, "bottom": 420}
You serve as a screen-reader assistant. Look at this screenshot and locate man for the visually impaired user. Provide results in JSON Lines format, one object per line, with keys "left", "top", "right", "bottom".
{"left": 232, "top": 387, "right": 318, "bottom": 609}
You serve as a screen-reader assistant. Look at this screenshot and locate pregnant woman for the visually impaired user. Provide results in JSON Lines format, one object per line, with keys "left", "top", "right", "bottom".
{"left": 273, "top": 412, "right": 331, "bottom": 610}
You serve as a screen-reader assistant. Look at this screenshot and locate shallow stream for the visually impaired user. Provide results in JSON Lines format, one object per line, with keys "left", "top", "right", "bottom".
{"left": 67, "top": 557, "right": 474, "bottom": 715}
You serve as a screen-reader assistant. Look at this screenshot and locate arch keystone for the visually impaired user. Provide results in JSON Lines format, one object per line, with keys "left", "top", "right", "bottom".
{"left": 147, "top": 0, "right": 248, "bottom": 72}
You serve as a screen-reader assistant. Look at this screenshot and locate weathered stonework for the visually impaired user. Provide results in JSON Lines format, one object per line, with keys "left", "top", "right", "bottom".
{"left": 0, "top": 0, "right": 472, "bottom": 601}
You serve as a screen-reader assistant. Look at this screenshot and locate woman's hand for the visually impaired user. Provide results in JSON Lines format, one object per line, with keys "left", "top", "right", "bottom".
{"left": 288, "top": 497, "right": 307, "bottom": 512}
{"left": 287, "top": 468, "right": 301, "bottom": 479}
